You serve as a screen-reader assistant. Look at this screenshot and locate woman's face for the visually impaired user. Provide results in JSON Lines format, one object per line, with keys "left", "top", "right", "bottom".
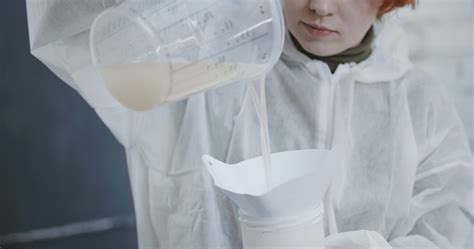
{"left": 283, "top": 0, "right": 382, "bottom": 56}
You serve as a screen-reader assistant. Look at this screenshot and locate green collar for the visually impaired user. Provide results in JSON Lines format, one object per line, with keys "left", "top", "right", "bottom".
{"left": 290, "top": 26, "right": 375, "bottom": 73}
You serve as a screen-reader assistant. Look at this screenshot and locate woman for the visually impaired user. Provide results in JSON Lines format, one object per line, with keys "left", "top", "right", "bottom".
{"left": 27, "top": 0, "right": 473, "bottom": 248}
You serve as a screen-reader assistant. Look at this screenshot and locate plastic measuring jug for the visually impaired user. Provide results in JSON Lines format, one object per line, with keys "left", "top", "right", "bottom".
{"left": 90, "top": 0, "right": 285, "bottom": 111}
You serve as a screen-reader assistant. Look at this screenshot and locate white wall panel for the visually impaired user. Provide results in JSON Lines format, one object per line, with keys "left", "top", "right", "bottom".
{"left": 396, "top": 0, "right": 473, "bottom": 149}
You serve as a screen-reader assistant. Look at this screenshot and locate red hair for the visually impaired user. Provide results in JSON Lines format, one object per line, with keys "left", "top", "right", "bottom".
{"left": 378, "top": 0, "right": 416, "bottom": 17}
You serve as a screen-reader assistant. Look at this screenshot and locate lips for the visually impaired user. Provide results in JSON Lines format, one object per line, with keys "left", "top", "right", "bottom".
{"left": 302, "top": 22, "right": 337, "bottom": 38}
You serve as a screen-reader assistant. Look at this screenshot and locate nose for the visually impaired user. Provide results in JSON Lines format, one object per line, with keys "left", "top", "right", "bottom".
{"left": 309, "top": 0, "right": 336, "bottom": 17}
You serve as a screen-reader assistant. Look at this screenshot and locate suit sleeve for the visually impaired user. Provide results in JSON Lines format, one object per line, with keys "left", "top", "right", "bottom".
{"left": 388, "top": 81, "right": 474, "bottom": 249}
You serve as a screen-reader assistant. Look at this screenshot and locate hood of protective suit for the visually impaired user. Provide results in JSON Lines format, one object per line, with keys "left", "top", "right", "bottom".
{"left": 281, "top": 17, "right": 414, "bottom": 84}
{"left": 27, "top": 2, "right": 473, "bottom": 249}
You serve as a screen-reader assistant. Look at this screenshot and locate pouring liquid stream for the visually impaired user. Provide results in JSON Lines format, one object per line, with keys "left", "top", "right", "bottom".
{"left": 248, "top": 76, "right": 273, "bottom": 190}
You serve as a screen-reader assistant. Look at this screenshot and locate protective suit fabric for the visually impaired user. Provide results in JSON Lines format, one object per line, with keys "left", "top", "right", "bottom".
{"left": 26, "top": 2, "right": 474, "bottom": 249}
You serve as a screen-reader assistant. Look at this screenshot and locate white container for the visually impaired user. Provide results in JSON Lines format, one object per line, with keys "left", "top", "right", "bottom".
{"left": 239, "top": 203, "right": 326, "bottom": 249}
{"left": 90, "top": 0, "right": 285, "bottom": 111}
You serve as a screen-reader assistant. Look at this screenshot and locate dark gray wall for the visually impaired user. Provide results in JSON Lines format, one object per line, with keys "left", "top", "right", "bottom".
{"left": 0, "top": 1, "right": 137, "bottom": 248}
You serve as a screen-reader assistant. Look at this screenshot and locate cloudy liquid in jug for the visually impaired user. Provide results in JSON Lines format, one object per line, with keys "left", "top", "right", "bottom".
{"left": 98, "top": 61, "right": 267, "bottom": 111}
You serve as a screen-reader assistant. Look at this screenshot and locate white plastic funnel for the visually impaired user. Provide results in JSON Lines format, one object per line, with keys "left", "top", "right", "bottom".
{"left": 202, "top": 145, "right": 344, "bottom": 218}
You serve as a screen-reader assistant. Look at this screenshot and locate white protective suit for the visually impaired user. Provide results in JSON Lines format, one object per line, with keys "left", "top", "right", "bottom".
{"left": 27, "top": 1, "right": 473, "bottom": 248}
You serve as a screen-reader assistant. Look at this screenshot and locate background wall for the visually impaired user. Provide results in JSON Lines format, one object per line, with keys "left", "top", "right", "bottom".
{"left": 398, "top": 0, "right": 473, "bottom": 149}
{"left": 0, "top": 1, "right": 137, "bottom": 249}
{"left": 0, "top": 0, "right": 472, "bottom": 249}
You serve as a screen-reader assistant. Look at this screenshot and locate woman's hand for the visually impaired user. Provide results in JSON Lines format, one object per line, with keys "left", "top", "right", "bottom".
{"left": 325, "top": 230, "right": 392, "bottom": 249}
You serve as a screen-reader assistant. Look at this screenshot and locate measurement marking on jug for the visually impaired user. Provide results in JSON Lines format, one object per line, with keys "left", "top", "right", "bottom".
{"left": 173, "top": 32, "right": 270, "bottom": 73}
{"left": 156, "top": 3, "right": 224, "bottom": 35}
